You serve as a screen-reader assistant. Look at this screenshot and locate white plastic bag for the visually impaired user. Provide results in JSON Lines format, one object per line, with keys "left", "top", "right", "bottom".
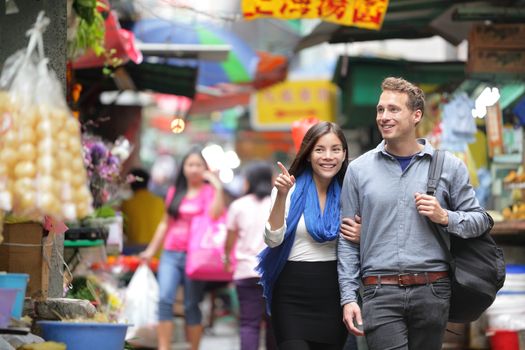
{"left": 121, "top": 263, "right": 159, "bottom": 348}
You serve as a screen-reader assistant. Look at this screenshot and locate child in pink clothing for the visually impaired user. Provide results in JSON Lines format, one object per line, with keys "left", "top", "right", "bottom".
{"left": 141, "top": 148, "right": 225, "bottom": 350}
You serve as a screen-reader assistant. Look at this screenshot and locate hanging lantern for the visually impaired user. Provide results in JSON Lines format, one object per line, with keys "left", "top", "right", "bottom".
{"left": 291, "top": 117, "right": 319, "bottom": 152}
{"left": 171, "top": 118, "right": 186, "bottom": 134}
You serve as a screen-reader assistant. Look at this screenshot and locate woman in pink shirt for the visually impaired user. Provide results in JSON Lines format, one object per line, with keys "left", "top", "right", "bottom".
{"left": 224, "top": 161, "right": 278, "bottom": 350}
{"left": 141, "top": 148, "right": 225, "bottom": 350}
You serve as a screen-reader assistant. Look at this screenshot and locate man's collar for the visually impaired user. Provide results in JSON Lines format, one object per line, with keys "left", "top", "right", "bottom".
{"left": 373, "top": 139, "right": 434, "bottom": 157}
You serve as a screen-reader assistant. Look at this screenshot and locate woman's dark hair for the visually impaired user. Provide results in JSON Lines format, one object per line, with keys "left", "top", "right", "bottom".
{"left": 244, "top": 161, "right": 273, "bottom": 200}
{"left": 167, "top": 148, "right": 208, "bottom": 218}
{"left": 129, "top": 168, "right": 150, "bottom": 191}
{"left": 288, "top": 121, "right": 349, "bottom": 185}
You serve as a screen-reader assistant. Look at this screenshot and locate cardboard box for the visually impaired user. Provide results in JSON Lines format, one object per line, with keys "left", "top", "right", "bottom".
{"left": 469, "top": 24, "right": 525, "bottom": 50}
{"left": 0, "top": 223, "right": 51, "bottom": 300}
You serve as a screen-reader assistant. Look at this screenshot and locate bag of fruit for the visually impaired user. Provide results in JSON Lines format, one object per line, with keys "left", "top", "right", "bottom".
{"left": 0, "top": 12, "right": 93, "bottom": 221}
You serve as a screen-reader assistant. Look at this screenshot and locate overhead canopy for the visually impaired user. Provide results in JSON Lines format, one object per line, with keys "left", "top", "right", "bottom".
{"left": 133, "top": 18, "right": 260, "bottom": 86}
{"left": 295, "top": 0, "right": 513, "bottom": 52}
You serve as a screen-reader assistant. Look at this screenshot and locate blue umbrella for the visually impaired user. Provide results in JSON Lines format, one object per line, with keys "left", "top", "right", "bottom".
{"left": 133, "top": 19, "right": 259, "bottom": 86}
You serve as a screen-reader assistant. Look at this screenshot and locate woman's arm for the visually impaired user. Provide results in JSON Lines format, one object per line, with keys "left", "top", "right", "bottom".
{"left": 268, "top": 161, "right": 295, "bottom": 230}
{"left": 223, "top": 228, "right": 237, "bottom": 272}
{"left": 203, "top": 171, "right": 225, "bottom": 219}
{"left": 267, "top": 191, "right": 287, "bottom": 231}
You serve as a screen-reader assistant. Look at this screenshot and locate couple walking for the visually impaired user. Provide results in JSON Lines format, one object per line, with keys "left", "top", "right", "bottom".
{"left": 258, "top": 77, "right": 492, "bottom": 350}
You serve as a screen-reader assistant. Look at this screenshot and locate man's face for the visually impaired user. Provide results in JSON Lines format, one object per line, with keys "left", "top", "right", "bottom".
{"left": 376, "top": 90, "right": 421, "bottom": 142}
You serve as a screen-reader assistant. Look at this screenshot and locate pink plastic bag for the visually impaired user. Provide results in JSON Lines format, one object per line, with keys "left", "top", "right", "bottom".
{"left": 186, "top": 213, "right": 235, "bottom": 281}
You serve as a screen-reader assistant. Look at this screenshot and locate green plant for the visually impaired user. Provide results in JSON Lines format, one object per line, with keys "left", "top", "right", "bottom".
{"left": 66, "top": 275, "right": 108, "bottom": 305}
{"left": 68, "top": 0, "right": 107, "bottom": 59}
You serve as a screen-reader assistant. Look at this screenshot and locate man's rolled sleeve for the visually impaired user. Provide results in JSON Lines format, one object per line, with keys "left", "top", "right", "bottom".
{"left": 446, "top": 159, "right": 492, "bottom": 238}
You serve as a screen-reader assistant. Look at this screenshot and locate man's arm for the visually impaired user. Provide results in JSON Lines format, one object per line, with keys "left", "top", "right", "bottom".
{"left": 445, "top": 156, "right": 492, "bottom": 239}
{"left": 337, "top": 165, "right": 361, "bottom": 305}
{"left": 338, "top": 165, "right": 364, "bottom": 336}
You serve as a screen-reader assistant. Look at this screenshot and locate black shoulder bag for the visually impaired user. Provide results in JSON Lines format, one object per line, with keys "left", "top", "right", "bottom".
{"left": 427, "top": 150, "right": 506, "bottom": 323}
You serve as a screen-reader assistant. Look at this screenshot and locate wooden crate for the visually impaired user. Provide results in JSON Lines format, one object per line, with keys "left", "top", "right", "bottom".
{"left": 0, "top": 222, "right": 51, "bottom": 300}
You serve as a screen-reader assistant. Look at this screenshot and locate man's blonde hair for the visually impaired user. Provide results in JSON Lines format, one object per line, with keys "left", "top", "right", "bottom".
{"left": 381, "top": 77, "right": 425, "bottom": 116}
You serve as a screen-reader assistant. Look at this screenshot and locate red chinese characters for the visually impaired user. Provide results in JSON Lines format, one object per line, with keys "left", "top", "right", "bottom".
{"left": 353, "top": 0, "right": 388, "bottom": 27}
{"left": 318, "top": 0, "right": 349, "bottom": 20}
{"left": 242, "top": 0, "right": 388, "bottom": 30}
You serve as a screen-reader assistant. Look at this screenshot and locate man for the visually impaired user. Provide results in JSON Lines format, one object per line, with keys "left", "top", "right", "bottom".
{"left": 337, "top": 77, "right": 492, "bottom": 350}
{"left": 121, "top": 168, "right": 165, "bottom": 255}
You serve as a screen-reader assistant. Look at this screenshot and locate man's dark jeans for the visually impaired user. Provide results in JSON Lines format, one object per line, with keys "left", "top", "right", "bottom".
{"left": 362, "top": 278, "right": 451, "bottom": 350}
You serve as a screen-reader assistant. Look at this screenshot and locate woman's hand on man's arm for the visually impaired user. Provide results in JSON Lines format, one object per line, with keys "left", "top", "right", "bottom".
{"left": 340, "top": 215, "right": 361, "bottom": 243}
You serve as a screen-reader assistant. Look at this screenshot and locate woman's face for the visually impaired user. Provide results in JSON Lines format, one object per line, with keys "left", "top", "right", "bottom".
{"left": 308, "top": 132, "right": 346, "bottom": 184}
{"left": 183, "top": 153, "right": 207, "bottom": 185}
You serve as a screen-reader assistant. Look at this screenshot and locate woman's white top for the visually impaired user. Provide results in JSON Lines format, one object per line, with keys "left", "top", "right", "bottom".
{"left": 264, "top": 186, "right": 337, "bottom": 261}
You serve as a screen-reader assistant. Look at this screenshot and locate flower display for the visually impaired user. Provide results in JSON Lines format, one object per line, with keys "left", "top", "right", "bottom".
{"left": 82, "top": 135, "right": 131, "bottom": 209}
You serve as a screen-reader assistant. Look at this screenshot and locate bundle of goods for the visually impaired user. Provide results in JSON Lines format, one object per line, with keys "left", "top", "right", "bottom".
{"left": 0, "top": 12, "right": 93, "bottom": 231}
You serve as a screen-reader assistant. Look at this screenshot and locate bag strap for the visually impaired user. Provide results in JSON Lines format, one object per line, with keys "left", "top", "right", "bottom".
{"left": 426, "top": 150, "right": 454, "bottom": 263}
{"left": 427, "top": 150, "right": 445, "bottom": 196}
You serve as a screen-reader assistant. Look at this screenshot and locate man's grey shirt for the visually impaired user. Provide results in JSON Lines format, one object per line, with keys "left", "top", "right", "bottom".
{"left": 337, "top": 139, "right": 492, "bottom": 305}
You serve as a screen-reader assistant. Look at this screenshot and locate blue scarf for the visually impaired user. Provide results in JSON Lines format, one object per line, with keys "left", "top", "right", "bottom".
{"left": 256, "top": 169, "right": 341, "bottom": 314}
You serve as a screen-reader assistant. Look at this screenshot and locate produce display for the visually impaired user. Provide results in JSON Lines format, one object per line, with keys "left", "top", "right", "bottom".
{"left": 502, "top": 169, "right": 525, "bottom": 220}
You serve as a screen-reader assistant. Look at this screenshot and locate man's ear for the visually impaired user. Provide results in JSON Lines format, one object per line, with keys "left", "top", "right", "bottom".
{"left": 413, "top": 109, "right": 423, "bottom": 124}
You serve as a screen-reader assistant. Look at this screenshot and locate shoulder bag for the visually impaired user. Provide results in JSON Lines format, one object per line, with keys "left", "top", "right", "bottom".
{"left": 427, "top": 150, "right": 506, "bottom": 323}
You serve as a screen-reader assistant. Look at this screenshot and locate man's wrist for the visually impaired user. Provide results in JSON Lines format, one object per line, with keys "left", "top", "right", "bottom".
{"left": 440, "top": 209, "right": 449, "bottom": 226}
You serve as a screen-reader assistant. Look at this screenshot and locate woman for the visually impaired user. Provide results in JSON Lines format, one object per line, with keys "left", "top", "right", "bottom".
{"left": 140, "top": 148, "right": 225, "bottom": 350}
{"left": 257, "top": 122, "right": 361, "bottom": 350}
{"left": 224, "top": 161, "right": 278, "bottom": 350}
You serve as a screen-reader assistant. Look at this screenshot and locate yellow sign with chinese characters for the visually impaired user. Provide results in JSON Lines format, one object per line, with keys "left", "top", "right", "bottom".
{"left": 242, "top": 0, "right": 389, "bottom": 30}
{"left": 250, "top": 80, "right": 339, "bottom": 130}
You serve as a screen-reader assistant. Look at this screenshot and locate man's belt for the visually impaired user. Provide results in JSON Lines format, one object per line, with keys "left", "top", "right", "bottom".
{"left": 362, "top": 271, "right": 449, "bottom": 287}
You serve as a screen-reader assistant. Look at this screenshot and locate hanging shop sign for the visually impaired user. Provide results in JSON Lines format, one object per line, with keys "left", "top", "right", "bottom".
{"left": 250, "top": 80, "right": 338, "bottom": 131}
{"left": 467, "top": 24, "right": 525, "bottom": 75}
{"left": 469, "top": 24, "right": 525, "bottom": 50}
{"left": 467, "top": 49, "right": 525, "bottom": 75}
{"left": 241, "top": 0, "right": 389, "bottom": 30}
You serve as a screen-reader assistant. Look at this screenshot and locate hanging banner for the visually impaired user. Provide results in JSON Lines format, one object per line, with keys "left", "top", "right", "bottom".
{"left": 486, "top": 103, "right": 504, "bottom": 158}
{"left": 242, "top": 0, "right": 389, "bottom": 30}
{"left": 250, "top": 80, "right": 338, "bottom": 131}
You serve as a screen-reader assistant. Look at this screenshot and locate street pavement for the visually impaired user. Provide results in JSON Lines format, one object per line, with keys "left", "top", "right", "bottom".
{"left": 200, "top": 316, "right": 240, "bottom": 350}
{"left": 171, "top": 315, "right": 242, "bottom": 350}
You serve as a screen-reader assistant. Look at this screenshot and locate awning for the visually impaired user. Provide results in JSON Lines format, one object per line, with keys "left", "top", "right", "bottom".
{"left": 294, "top": 0, "right": 490, "bottom": 52}
{"left": 190, "top": 90, "right": 251, "bottom": 115}
{"left": 189, "top": 51, "right": 288, "bottom": 114}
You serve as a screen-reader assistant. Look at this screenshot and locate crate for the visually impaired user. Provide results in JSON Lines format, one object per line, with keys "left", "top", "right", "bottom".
{"left": 0, "top": 222, "right": 51, "bottom": 300}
